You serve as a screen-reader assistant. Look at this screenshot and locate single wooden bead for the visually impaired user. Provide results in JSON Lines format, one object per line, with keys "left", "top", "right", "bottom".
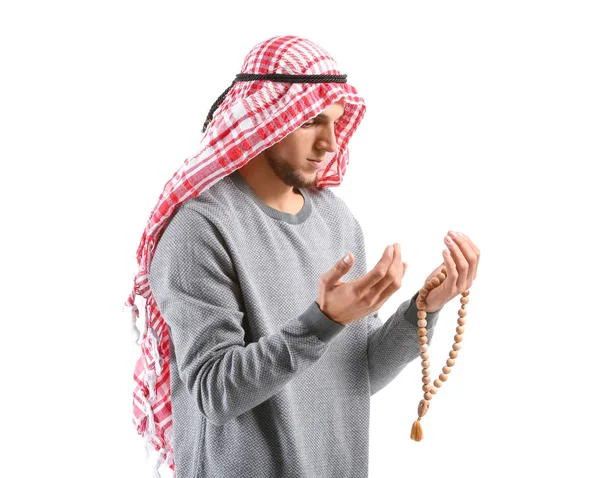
{"left": 460, "top": 296, "right": 469, "bottom": 305}
{"left": 421, "top": 360, "right": 430, "bottom": 368}
{"left": 453, "top": 343, "right": 462, "bottom": 351}
{"left": 422, "top": 368, "right": 430, "bottom": 376}
{"left": 419, "top": 288, "right": 429, "bottom": 297}
{"left": 442, "top": 366, "right": 452, "bottom": 374}
{"left": 431, "top": 277, "right": 440, "bottom": 286}
{"left": 433, "top": 379, "right": 442, "bottom": 388}
{"left": 422, "top": 376, "right": 431, "bottom": 384}
{"left": 417, "top": 399, "right": 430, "bottom": 418}
{"left": 420, "top": 344, "right": 429, "bottom": 353}
{"left": 424, "top": 281, "right": 435, "bottom": 291}
{"left": 454, "top": 334, "right": 463, "bottom": 342}
{"left": 458, "top": 309, "right": 467, "bottom": 317}
{"left": 458, "top": 318, "right": 466, "bottom": 327}
{"left": 419, "top": 336, "right": 428, "bottom": 344}
{"left": 417, "top": 310, "right": 427, "bottom": 319}
{"left": 436, "top": 272, "right": 446, "bottom": 281}
{"left": 449, "top": 350, "right": 458, "bottom": 359}
{"left": 424, "top": 392, "right": 433, "bottom": 400}
{"left": 461, "top": 290, "right": 470, "bottom": 297}
{"left": 439, "top": 373, "right": 448, "bottom": 382}
{"left": 420, "top": 351, "right": 429, "bottom": 360}
{"left": 417, "top": 301, "right": 426, "bottom": 311}
{"left": 422, "top": 384, "right": 432, "bottom": 392}
{"left": 429, "top": 386, "right": 437, "bottom": 394}
{"left": 456, "top": 325, "right": 465, "bottom": 334}
{"left": 418, "top": 319, "right": 427, "bottom": 328}
{"left": 418, "top": 328, "right": 428, "bottom": 337}
{"left": 446, "top": 358, "right": 455, "bottom": 367}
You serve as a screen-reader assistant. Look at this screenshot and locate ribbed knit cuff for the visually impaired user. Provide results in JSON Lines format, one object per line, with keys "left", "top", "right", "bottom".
{"left": 404, "top": 291, "right": 441, "bottom": 329}
{"left": 297, "top": 301, "right": 346, "bottom": 342}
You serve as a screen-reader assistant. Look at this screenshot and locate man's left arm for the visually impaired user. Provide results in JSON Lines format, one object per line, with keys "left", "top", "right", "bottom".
{"left": 345, "top": 217, "right": 479, "bottom": 397}
{"left": 366, "top": 293, "right": 441, "bottom": 396}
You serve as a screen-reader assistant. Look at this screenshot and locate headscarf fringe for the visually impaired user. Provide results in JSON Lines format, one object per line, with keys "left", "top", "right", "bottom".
{"left": 144, "top": 439, "right": 175, "bottom": 478}
{"left": 145, "top": 369, "right": 157, "bottom": 399}
{"left": 152, "top": 448, "right": 166, "bottom": 478}
{"left": 125, "top": 302, "right": 140, "bottom": 344}
{"left": 147, "top": 327, "right": 163, "bottom": 375}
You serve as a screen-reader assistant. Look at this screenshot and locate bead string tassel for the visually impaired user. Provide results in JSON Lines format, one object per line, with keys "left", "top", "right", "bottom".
{"left": 410, "top": 417, "right": 423, "bottom": 441}
{"left": 410, "top": 267, "right": 470, "bottom": 442}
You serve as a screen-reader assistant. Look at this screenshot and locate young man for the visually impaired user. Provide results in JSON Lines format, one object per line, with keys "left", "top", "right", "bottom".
{"left": 127, "top": 35, "right": 480, "bottom": 478}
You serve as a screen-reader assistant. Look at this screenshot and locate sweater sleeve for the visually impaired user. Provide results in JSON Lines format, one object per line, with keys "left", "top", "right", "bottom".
{"left": 366, "top": 294, "right": 441, "bottom": 396}
{"left": 148, "top": 205, "right": 345, "bottom": 426}
{"left": 347, "top": 216, "right": 442, "bottom": 396}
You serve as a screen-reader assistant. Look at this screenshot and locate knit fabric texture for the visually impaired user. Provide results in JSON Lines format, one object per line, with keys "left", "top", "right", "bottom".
{"left": 147, "top": 170, "right": 441, "bottom": 477}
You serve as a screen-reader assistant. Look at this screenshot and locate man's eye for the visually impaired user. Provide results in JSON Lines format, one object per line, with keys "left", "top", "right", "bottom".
{"left": 302, "top": 121, "right": 315, "bottom": 128}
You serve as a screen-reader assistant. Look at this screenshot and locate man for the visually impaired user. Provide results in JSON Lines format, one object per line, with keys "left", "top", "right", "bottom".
{"left": 127, "top": 35, "right": 480, "bottom": 478}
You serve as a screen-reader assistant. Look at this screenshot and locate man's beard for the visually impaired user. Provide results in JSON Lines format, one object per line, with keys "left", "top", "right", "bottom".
{"left": 264, "top": 152, "right": 318, "bottom": 190}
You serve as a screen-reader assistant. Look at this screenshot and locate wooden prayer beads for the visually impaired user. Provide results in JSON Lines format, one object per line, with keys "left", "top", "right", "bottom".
{"left": 410, "top": 267, "right": 470, "bottom": 441}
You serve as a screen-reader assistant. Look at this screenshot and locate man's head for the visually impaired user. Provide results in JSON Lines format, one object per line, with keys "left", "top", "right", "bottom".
{"left": 200, "top": 35, "right": 366, "bottom": 190}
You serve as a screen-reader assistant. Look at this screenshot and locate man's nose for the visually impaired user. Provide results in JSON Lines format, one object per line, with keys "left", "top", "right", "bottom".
{"left": 316, "top": 123, "right": 338, "bottom": 153}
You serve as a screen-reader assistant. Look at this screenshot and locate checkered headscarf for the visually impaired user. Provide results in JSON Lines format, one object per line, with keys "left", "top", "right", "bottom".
{"left": 125, "top": 35, "right": 366, "bottom": 476}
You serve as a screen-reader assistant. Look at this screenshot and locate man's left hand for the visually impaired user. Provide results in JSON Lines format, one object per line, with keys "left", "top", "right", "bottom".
{"left": 421, "top": 230, "right": 481, "bottom": 313}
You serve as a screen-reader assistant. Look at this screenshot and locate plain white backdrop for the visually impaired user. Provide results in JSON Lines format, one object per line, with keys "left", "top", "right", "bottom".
{"left": 1, "top": 1, "right": 598, "bottom": 477}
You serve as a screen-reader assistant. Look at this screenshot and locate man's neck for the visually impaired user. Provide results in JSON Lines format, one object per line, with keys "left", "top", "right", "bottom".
{"left": 236, "top": 161, "right": 303, "bottom": 214}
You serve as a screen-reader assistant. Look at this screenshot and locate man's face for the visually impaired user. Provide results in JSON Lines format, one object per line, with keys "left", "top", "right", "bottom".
{"left": 264, "top": 100, "right": 345, "bottom": 189}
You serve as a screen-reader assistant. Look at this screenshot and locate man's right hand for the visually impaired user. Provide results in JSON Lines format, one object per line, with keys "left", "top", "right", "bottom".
{"left": 316, "top": 243, "right": 407, "bottom": 326}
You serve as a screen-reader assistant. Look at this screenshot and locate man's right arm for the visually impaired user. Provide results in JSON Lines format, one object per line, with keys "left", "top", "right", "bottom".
{"left": 148, "top": 205, "right": 345, "bottom": 426}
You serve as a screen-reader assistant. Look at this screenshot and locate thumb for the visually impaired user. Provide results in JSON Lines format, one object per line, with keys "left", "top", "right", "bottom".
{"left": 323, "top": 252, "right": 354, "bottom": 285}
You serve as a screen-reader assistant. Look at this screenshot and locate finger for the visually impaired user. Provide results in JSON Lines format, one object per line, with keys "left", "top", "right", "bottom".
{"left": 427, "top": 263, "right": 445, "bottom": 283}
{"left": 449, "top": 231, "right": 477, "bottom": 286}
{"left": 353, "top": 244, "right": 396, "bottom": 296}
{"left": 369, "top": 243, "right": 403, "bottom": 301}
{"left": 374, "top": 253, "right": 407, "bottom": 309}
{"left": 458, "top": 232, "right": 481, "bottom": 280}
{"left": 442, "top": 248, "right": 458, "bottom": 290}
{"left": 444, "top": 234, "right": 468, "bottom": 292}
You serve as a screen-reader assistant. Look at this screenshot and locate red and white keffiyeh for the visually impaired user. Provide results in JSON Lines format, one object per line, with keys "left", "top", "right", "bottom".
{"left": 125, "top": 35, "right": 366, "bottom": 476}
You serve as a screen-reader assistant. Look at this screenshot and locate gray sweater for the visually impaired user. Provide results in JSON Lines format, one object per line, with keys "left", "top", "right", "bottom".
{"left": 148, "top": 169, "right": 440, "bottom": 478}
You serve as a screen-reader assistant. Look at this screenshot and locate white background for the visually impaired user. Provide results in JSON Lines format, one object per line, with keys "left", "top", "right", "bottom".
{"left": 1, "top": 1, "right": 598, "bottom": 477}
